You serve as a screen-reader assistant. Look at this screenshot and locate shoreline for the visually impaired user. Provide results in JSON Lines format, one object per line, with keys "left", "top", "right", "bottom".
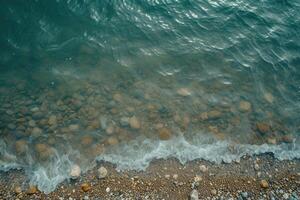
{"left": 0, "top": 154, "right": 299, "bottom": 200}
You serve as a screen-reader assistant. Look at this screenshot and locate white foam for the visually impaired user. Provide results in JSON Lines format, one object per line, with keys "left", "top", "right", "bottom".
{"left": 0, "top": 136, "right": 299, "bottom": 194}
{"left": 96, "top": 135, "right": 300, "bottom": 171}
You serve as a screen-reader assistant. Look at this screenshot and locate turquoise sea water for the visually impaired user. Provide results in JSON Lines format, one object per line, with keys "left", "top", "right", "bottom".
{"left": 0, "top": 0, "right": 299, "bottom": 193}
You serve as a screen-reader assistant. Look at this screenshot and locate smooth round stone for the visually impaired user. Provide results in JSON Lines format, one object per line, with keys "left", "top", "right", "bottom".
{"left": 31, "top": 107, "right": 39, "bottom": 112}
{"left": 15, "top": 140, "right": 28, "bottom": 154}
{"left": 239, "top": 100, "right": 251, "bottom": 112}
{"left": 129, "top": 116, "right": 141, "bottom": 129}
{"left": 70, "top": 164, "right": 81, "bottom": 179}
{"left": 120, "top": 117, "right": 130, "bottom": 127}
{"left": 8, "top": 123, "right": 16, "bottom": 130}
{"left": 32, "top": 127, "right": 43, "bottom": 137}
{"left": 158, "top": 128, "right": 172, "bottom": 140}
{"left": 260, "top": 179, "right": 269, "bottom": 188}
{"left": 256, "top": 122, "right": 270, "bottom": 134}
{"left": 264, "top": 92, "right": 274, "bottom": 103}
{"left": 177, "top": 88, "right": 191, "bottom": 96}
{"left": 107, "top": 137, "right": 118, "bottom": 145}
{"left": 113, "top": 93, "right": 122, "bottom": 102}
{"left": 48, "top": 115, "right": 57, "bottom": 125}
{"left": 105, "top": 125, "right": 114, "bottom": 135}
{"left": 97, "top": 166, "right": 108, "bottom": 179}
{"left": 28, "top": 120, "right": 36, "bottom": 127}
{"left": 81, "top": 135, "right": 93, "bottom": 146}
{"left": 69, "top": 124, "right": 80, "bottom": 132}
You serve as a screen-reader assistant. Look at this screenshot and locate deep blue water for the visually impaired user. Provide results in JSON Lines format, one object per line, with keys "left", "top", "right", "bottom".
{"left": 0, "top": 0, "right": 299, "bottom": 193}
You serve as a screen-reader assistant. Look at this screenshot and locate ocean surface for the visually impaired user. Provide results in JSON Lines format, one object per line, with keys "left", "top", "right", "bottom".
{"left": 0, "top": 0, "right": 299, "bottom": 193}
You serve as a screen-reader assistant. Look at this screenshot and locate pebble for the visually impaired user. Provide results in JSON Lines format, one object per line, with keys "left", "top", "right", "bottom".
{"left": 32, "top": 127, "right": 42, "bottom": 137}
{"left": 81, "top": 183, "right": 91, "bottom": 192}
{"left": 256, "top": 122, "right": 270, "bottom": 134}
{"left": 27, "top": 185, "right": 38, "bottom": 194}
{"left": 8, "top": 123, "right": 16, "bottom": 130}
{"left": 211, "top": 189, "right": 217, "bottom": 195}
{"left": 199, "top": 165, "right": 208, "bottom": 173}
{"left": 264, "top": 93, "right": 274, "bottom": 103}
{"left": 239, "top": 100, "right": 251, "bottom": 112}
{"left": 48, "top": 115, "right": 57, "bottom": 125}
{"left": 129, "top": 116, "right": 141, "bottom": 129}
{"left": 281, "top": 134, "right": 293, "bottom": 143}
{"left": 105, "top": 125, "right": 114, "bottom": 135}
{"left": 260, "top": 179, "right": 269, "bottom": 188}
{"left": 177, "top": 88, "right": 191, "bottom": 97}
{"left": 15, "top": 140, "right": 28, "bottom": 154}
{"left": 190, "top": 189, "right": 199, "bottom": 200}
{"left": 69, "top": 124, "right": 79, "bottom": 132}
{"left": 254, "top": 163, "right": 260, "bottom": 171}
{"left": 173, "top": 174, "right": 178, "bottom": 179}
{"left": 14, "top": 186, "right": 22, "bottom": 194}
{"left": 107, "top": 137, "right": 118, "bottom": 145}
{"left": 106, "top": 187, "right": 110, "bottom": 193}
{"left": 158, "top": 127, "right": 172, "bottom": 140}
{"left": 207, "top": 110, "right": 222, "bottom": 119}
{"left": 70, "top": 164, "right": 81, "bottom": 178}
{"left": 98, "top": 166, "right": 108, "bottom": 179}
{"left": 120, "top": 117, "right": 130, "bottom": 127}
{"left": 283, "top": 193, "right": 289, "bottom": 199}
{"left": 28, "top": 120, "right": 36, "bottom": 127}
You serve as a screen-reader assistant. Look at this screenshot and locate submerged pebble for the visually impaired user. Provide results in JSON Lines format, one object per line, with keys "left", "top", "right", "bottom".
{"left": 158, "top": 127, "right": 172, "bottom": 140}
{"left": 129, "top": 116, "right": 141, "bottom": 129}
{"left": 70, "top": 164, "right": 81, "bottom": 179}
{"left": 97, "top": 166, "right": 108, "bottom": 179}
{"left": 239, "top": 101, "right": 251, "bottom": 112}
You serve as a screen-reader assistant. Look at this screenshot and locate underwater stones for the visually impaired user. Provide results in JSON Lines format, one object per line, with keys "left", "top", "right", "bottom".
{"left": 211, "top": 189, "right": 217, "bottom": 195}
{"left": 207, "top": 110, "right": 222, "bottom": 119}
{"left": 28, "top": 120, "right": 36, "bottom": 127}
{"left": 281, "top": 134, "right": 293, "bottom": 143}
{"left": 239, "top": 100, "right": 252, "bottom": 112}
{"left": 35, "top": 143, "right": 53, "bottom": 160}
{"left": 48, "top": 115, "right": 57, "bottom": 125}
{"left": 267, "top": 138, "right": 277, "bottom": 145}
{"left": 81, "top": 135, "right": 93, "bottom": 146}
{"left": 69, "top": 124, "right": 80, "bottom": 132}
{"left": 26, "top": 185, "right": 38, "bottom": 195}
{"left": 107, "top": 136, "right": 119, "bottom": 145}
{"left": 120, "top": 117, "right": 130, "bottom": 127}
{"left": 129, "top": 116, "right": 141, "bottom": 129}
{"left": 81, "top": 183, "right": 91, "bottom": 192}
{"left": 105, "top": 124, "right": 114, "bottom": 135}
{"left": 30, "top": 107, "right": 39, "bottom": 112}
{"left": 15, "top": 140, "right": 28, "bottom": 155}
{"left": 32, "top": 127, "right": 42, "bottom": 137}
{"left": 256, "top": 122, "right": 270, "bottom": 134}
{"left": 98, "top": 166, "right": 108, "bottom": 179}
{"left": 113, "top": 93, "right": 122, "bottom": 102}
{"left": 264, "top": 92, "right": 274, "bottom": 103}
{"left": 199, "top": 165, "right": 208, "bottom": 173}
{"left": 158, "top": 128, "right": 172, "bottom": 140}
{"left": 7, "top": 123, "right": 16, "bottom": 130}
{"left": 90, "top": 143, "right": 105, "bottom": 157}
{"left": 177, "top": 88, "right": 191, "bottom": 97}
{"left": 260, "top": 179, "right": 269, "bottom": 188}
{"left": 70, "top": 164, "right": 81, "bottom": 179}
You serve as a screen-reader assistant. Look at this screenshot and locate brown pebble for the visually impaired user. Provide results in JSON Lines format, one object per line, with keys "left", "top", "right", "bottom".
{"left": 27, "top": 185, "right": 38, "bottom": 194}
{"left": 260, "top": 179, "right": 269, "bottom": 188}
{"left": 81, "top": 183, "right": 91, "bottom": 192}
{"left": 256, "top": 122, "right": 270, "bottom": 134}
{"left": 14, "top": 186, "right": 22, "bottom": 194}
{"left": 158, "top": 128, "right": 172, "bottom": 140}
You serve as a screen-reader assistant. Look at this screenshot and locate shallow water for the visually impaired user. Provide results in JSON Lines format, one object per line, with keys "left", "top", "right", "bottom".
{"left": 0, "top": 0, "right": 300, "bottom": 193}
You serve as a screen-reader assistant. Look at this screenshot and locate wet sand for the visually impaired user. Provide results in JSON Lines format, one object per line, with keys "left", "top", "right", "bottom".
{"left": 0, "top": 154, "right": 299, "bottom": 200}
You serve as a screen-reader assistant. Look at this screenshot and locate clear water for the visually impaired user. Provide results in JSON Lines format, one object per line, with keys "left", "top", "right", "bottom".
{"left": 0, "top": 0, "right": 299, "bottom": 193}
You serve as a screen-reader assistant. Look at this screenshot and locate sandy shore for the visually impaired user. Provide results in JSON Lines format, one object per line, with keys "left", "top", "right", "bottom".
{"left": 0, "top": 154, "right": 299, "bottom": 200}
